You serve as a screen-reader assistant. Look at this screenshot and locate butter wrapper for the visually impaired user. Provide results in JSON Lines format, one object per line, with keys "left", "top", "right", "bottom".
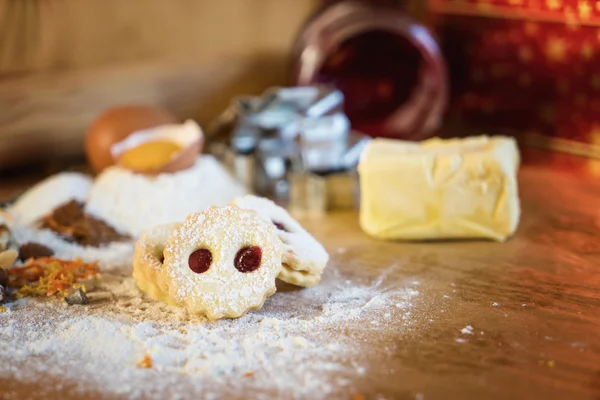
{"left": 358, "top": 136, "right": 520, "bottom": 241}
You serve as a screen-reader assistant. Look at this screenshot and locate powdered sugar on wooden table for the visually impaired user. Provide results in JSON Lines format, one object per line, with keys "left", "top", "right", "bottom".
{"left": 0, "top": 261, "right": 420, "bottom": 400}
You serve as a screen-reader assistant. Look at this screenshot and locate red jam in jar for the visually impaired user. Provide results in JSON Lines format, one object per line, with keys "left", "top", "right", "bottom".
{"left": 291, "top": 0, "right": 448, "bottom": 140}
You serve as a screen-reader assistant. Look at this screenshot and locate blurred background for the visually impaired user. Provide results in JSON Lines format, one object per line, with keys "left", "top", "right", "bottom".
{"left": 1, "top": 0, "right": 598, "bottom": 176}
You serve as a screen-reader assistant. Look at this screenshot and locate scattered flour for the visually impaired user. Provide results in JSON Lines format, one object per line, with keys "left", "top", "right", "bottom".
{"left": 10, "top": 225, "right": 134, "bottom": 273}
{"left": 85, "top": 155, "right": 246, "bottom": 237}
{"left": 460, "top": 325, "right": 474, "bottom": 335}
{"left": 0, "top": 264, "right": 420, "bottom": 400}
{"left": 4, "top": 156, "right": 246, "bottom": 274}
{"left": 9, "top": 173, "right": 92, "bottom": 226}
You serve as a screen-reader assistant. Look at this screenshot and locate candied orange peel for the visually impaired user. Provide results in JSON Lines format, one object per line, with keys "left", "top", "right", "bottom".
{"left": 138, "top": 354, "right": 153, "bottom": 369}
{"left": 8, "top": 257, "right": 99, "bottom": 298}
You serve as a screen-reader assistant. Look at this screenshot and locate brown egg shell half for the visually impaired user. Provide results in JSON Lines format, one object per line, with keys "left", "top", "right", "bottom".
{"left": 85, "top": 105, "right": 178, "bottom": 174}
{"left": 116, "top": 137, "right": 204, "bottom": 175}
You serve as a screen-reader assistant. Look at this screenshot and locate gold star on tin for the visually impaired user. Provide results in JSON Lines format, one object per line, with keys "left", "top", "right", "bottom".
{"left": 582, "top": 43, "right": 594, "bottom": 59}
{"left": 579, "top": 1, "right": 592, "bottom": 18}
{"left": 590, "top": 125, "right": 600, "bottom": 143}
{"left": 565, "top": 6, "right": 580, "bottom": 30}
{"left": 519, "top": 46, "right": 534, "bottom": 62}
{"left": 477, "top": 1, "right": 493, "bottom": 11}
{"left": 525, "top": 22, "right": 539, "bottom": 35}
{"left": 546, "top": 0, "right": 562, "bottom": 9}
{"left": 586, "top": 160, "right": 600, "bottom": 176}
{"left": 546, "top": 37, "right": 567, "bottom": 62}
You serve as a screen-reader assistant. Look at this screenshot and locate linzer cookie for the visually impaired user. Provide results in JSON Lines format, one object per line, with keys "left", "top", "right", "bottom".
{"left": 160, "top": 206, "right": 283, "bottom": 320}
{"left": 277, "top": 266, "right": 322, "bottom": 288}
{"left": 132, "top": 222, "right": 181, "bottom": 305}
{"left": 232, "top": 195, "right": 329, "bottom": 287}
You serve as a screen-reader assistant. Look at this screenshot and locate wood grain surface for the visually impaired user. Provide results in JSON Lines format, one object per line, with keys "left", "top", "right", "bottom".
{"left": 0, "top": 0, "right": 316, "bottom": 74}
{"left": 0, "top": 0, "right": 317, "bottom": 170}
{"left": 0, "top": 57, "right": 290, "bottom": 169}
{"left": 1, "top": 159, "right": 599, "bottom": 399}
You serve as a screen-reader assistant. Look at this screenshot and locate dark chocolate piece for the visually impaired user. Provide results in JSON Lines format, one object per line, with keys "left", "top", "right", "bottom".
{"left": 18, "top": 242, "right": 54, "bottom": 261}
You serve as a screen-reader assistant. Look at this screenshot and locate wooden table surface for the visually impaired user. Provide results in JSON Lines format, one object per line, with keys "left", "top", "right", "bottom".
{"left": 1, "top": 154, "right": 599, "bottom": 399}
{"left": 305, "top": 163, "right": 600, "bottom": 400}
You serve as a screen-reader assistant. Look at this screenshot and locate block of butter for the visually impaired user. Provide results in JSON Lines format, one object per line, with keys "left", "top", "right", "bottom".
{"left": 358, "top": 136, "right": 520, "bottom": 241}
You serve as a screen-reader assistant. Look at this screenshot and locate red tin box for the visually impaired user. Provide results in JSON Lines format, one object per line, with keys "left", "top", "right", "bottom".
{"left": 428, "top": 0, "right": 600, "bottom": 159}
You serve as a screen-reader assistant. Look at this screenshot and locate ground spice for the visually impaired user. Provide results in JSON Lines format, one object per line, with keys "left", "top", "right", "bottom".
{"left": 41, "top": 200, "right": 129, "bottom": 247}
{"left": 8, "top": 257, "right": 99, "bottom": 298}
{"left": 138, "top": 354, "right": 153, "bottom": 369}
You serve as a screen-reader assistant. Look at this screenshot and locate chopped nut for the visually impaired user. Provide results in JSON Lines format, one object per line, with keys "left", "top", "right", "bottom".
{"left": 243, "top": 372, "right": 254, "bottom": 378}
{"left": 0, "top": 305, "right": 6, "bottom": 313}
{"left": 0, "top": 224, "right": 12, "bottom": 252}
{"left": 64, "top": 287, "right": 89, "bottom": 305}
{"left": 18, "top": 242, "right": 54, "bottom": 261}
{"left": 0, "top": 249, "right": 18, "bottom": 270}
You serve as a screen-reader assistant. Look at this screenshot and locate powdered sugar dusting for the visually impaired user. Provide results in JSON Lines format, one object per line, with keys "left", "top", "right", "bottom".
{"left": 233, "top": 195, "right": 329, "bottom": 275}
{"left": 161, "top": 206, "right": 283, "bottom": 319}
{"left": 86, "top": 155, "right": 246, "bottom": 237}
{"left": 0, "top": 263, "right": 420, "bottom": 399}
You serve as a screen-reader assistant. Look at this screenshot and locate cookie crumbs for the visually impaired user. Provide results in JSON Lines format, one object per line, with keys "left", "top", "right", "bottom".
{"left": 0, "top": 305, "right": 6, "bottom": 312}
{"left": 138, "top": 354, "right": 153, "bottom": 369}
{"left": 352, "top": 393, "right": 365, "bottom": 400}
{"left": 243, "top": 372, "right": 254, "bottom": 378}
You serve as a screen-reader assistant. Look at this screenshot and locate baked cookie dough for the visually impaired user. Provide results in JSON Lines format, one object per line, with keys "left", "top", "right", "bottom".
{"left": 232, "top": 195, "right": 329, "bottom": 287}
{"left": 132, "top": 222, "right": 181, "bottom": 305}
{"left": 134, "top": 206, "right": 283, "bottom": 320}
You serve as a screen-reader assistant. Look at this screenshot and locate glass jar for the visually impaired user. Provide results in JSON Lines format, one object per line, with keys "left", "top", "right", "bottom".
{"left": 291, "top": 0, "right": 447, "bottom": 140}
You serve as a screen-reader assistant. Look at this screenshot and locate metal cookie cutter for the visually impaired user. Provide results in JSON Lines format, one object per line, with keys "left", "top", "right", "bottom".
{"left": 206, "top": 85, "right": 370, "bottom": 215}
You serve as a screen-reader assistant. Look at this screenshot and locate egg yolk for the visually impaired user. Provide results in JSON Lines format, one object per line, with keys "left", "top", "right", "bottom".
{"left": 118, "top": 141, "right": 182, "bottom": 171}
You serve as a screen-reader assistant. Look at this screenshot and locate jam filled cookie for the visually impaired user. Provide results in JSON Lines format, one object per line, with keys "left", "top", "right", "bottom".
{"left": 162, "top": 206, "right": 283, "bottom": 320}
{"left": 133, "top": 222, "right": 181, "bottom": 304}
{"left": 232, "top": 195, "right": 329, "bottom": 287}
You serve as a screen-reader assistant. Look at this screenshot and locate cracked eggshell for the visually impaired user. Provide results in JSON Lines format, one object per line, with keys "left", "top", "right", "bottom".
{"left": 85, "top": 105, "right": 178, "bottom": 173}
{"left": 110, "top": 120, "right": 204, "bottom": 175}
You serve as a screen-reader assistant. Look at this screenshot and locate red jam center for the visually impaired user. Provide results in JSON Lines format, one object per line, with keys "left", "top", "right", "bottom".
{"left": 273, "top": 222, "right": 287, "bottom": 232}
{"left": 188, "top": 249, "right": 212, "bottom": 274}
{"left": 234, "top": 246, "right": 262, "bottom": 273}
